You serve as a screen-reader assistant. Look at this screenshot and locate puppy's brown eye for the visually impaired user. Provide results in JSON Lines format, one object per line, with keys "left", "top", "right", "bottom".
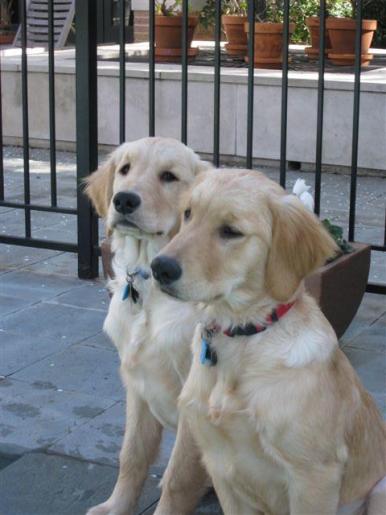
{"left": 184, "top": 208, "right": 191, "bottom": 221}
{"left": 119, "top": 164, "right": 130, "bottom": 176}
{"left": 219, "top": 225, "right": 243, "bottom": 239}
{"left": 160, "top": 171, "right": 178, "bottom": 183}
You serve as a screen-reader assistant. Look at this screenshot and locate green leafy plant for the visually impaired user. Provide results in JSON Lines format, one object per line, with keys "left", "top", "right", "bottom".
{"left": 155, "top": 0, "right": 183, "bottom": 16}
{"left": 0, "top": 0, "right": 14, "bottom": 29}
{"left": 322, "top": 219, "right": 353, "bottom": 257}
{"left": 363, "top": 0, "right": 386, "bottom": 47}
{"left": 200, "top": 0, "right": 247, "bottom": 28}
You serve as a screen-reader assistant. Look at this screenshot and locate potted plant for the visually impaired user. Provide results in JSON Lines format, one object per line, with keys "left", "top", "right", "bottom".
{"left": 155, "top": 0, "right": 199, "bottom": 63}
{"left": 303, "top": 0, "right": 333, "bottom": 59}
{"left": 0, "top": 0, "right": 16, "bottom": 45}
{"left": 221, "top": 1, "right": 248, "bottom": 57}
{"left": 305, "top": 220, "right": 370, "bottom": 338}
{"left": 244, "top": 0, "right": 296, "bottom": 69}
{"left": 326, "top": 0, "right": 377, "bottom": 66}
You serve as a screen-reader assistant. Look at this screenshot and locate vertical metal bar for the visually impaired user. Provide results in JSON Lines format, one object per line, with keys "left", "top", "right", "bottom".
{"left": 213, "top": 0, "right": 221, "bottom": 166}
{"left": 119, "top": 0, "right": 126, "bottom": 143}
{"left": 279, "top": 0, "right": 290, "bottom": 188}
{"left": 76, "top": 0, "right": 99, "bottom": 279}
{"left": 348, "top": 0, "right": 362, "bottom": 242}
{"left": 246, "top": 0, "right": 255, "bottom": 169}
{"left": 20, "top": 0, "right": 31, "bottom": 237}
{"left": 314, "top": 0, "right": 326, "bottom": 215}
{"left": 48, "top": 0, "right": 57, "bottom": 206}
{"left": 0, "top": 50, "right": 4, "bottom": 201}
{"left": 148, "top": 0, "right": 155, "bottom": 136}
{"left": 383, "top": 208, "right": 386, "bottom": 246}
{"left": 181, "top": 0, "right": 189, "bottom": 144}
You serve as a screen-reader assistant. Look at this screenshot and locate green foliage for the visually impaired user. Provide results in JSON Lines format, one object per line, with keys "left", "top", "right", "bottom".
{"left": 363, "top": 0, "right": 386, "bottom": 48}
{"left": 155, "top": 0, "right": 183, "bottom": 16}
{"left": 200, "top": 0, "right": 247, "bottom": 28}
{"left": 322, "top": 219, "right": 353, "bottom": 256}
{"left": 200, "top": 0, "right": 369, "bottom": 42}
{"left": 0, "top": 0, "right": 14, "bottom": 28}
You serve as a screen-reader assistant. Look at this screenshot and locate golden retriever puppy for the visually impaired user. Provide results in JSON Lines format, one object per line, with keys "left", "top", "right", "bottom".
{"left": 84, "top": 137, "right": 212, "bottom": 515}
{"left": 151, "top": 169, "right": 386, "bottom": 515}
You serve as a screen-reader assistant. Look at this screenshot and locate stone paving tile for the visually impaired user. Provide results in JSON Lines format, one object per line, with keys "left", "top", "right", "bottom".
{"left": 0, "top": 269, "right": 82, "bottom": 303}
{"left": 13, "top": 343, "right": 123, "bottom": 401}
{"left": 340, "top": 293, "right": 386, "bottom": 345}
{"left": 342, "top": 347, "right": 386, "bottom": 401}
{"left": 50, "top": 400, "right": 176, "bottom": 470}
{"left": 0, "top": 331, "right": 68, "bottom": 377}
{"left": 140, "top": 490, "right": 223, "bottom": 515}
{"left": 343, "top": 313, "right": 386, "bottom": 354}
{"left": 1, "top": 301, "right": 106, "bottom": 344}
{"left": 0, "top": 377, "right": 114, "bottom": 456}
{"left": 52, "top": 282, "right": 109, "bottom": 311}
{"left": 0, "top": 294, "right": 32, "bottom": 317}
{"left": 0, "top": 452, "right": 160, "bottom": 515}
{"left": 22, "top": 252, "right": 103, "bottom": 278}
{"left": 50, "top": 401, "right": 125, "bottom": 466}
{"left": 0, "top": 244, "right": 61, "bottom": 272}
{"left": 81, "top": 331, "right": 115, "bottom": 351}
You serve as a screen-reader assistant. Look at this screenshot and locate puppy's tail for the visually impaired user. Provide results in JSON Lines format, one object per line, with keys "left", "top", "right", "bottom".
{"left": 366, "top": 475, "right": 386, "bottom": 515}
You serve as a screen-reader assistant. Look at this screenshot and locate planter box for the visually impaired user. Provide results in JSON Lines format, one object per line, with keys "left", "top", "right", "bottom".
{"left": 101, "top": 240, "right": 370, "bottom": 339}
{"left": 305, "top": 242, "right": 370, "bottom": 338}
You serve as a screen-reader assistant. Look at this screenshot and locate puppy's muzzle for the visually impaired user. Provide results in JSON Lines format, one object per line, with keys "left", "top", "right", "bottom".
{"left": 151, "top": 256, "right": 182, "bottom": 286}
{"left": 113, "top": 191, "right": 141, "bottom": 215}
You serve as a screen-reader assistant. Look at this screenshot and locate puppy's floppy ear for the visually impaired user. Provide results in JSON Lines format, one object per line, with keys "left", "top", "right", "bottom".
{"left": 195, "top": 159, "right": 212, "bottom": 176}
{"left": 266, "top": 194, "right": 338, "bottom": 301}
{"left": 84, "top": 156, "right": 115, "bottom": 218}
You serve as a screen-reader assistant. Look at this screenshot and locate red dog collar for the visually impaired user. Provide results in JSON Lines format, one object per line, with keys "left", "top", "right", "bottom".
{"left": 223, "top": 302, "right": 295, "bottom": 337}
{"left": 200, "top": 302, "right": 295, "bottom": 366}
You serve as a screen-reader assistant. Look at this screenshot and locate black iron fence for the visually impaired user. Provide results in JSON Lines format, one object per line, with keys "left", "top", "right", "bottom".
{"left": 0, "top": 0, "right": 385, "bottom": 293}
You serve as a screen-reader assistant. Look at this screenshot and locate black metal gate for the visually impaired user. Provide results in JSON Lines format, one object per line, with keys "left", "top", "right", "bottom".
{"left": 0, "top": 0, "right": 385, "bottom": 293}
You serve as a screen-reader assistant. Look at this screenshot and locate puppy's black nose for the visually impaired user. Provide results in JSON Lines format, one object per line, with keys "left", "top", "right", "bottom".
{"left": 113, "top": 191, "right": 141, "bottom": 214}
{"left": 151, "top": 256, "right": 182, "bottom": 286}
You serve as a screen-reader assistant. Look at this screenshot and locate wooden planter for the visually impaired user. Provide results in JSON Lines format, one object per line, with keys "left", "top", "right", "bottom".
{"left": 222, "top": 15, "right": 248, "bottom": 57}
{"left": 155, "top": 15, "right": 199, "bottom": 63}
{"left": 305, "top": 243, "right": 371, "bottom": 339}
{"left": 244, "top": 22, "right": 295, "bottom": 69}
{"left": 101, "top": 240, "right": 370, "bottom": 339}
{"left": 326, "top": 18, "right": 377, "bottom": 66}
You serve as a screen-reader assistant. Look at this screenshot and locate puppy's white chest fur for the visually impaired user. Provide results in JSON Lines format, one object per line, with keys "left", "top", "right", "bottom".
{"left": 104, "top": 234, "right": 198, "bottom": 430}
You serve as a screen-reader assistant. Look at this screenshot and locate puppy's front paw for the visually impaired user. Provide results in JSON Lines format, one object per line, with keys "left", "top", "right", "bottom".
{"left": 86, "top": 501, "right": 127, "bottom": 515}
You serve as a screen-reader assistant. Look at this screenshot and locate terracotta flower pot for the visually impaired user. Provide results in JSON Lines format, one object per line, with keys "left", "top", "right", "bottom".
{"left": 305, "top": 243, "right": 370, "bottom": 338}
{"left": 244, "top": 22, "right": 295, "bottom": 69}
{"left": 222, "top": 15, "right": 248, "bottom": 57}
{"left": 326, "top": 17, "right": 377, "bottom": 66}
{"left": 155, "top": 15, "right": 199, "bottom": 63}
{"left": 305, "top": 16, "right": 331, "bottom": 59}
{"left": 0, "top": 31, "right": 15, "bottom": 45}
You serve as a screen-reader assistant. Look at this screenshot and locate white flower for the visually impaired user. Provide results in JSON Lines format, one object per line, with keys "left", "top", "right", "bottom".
{"left": 292, "top": 179, "right": 315, "bottom": 212}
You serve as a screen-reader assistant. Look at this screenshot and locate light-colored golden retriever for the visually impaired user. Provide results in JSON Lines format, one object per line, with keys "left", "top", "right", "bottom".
{"left": 151, "top": 169, "right": 386, "bottom": 515}
{"left": 84, "top": 137, "right": 212, "bottom": 515}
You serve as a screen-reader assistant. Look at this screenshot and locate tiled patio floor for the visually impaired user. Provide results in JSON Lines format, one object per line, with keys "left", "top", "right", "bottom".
{"left": 0, "top": 147, "right": 385, "bottom": 514}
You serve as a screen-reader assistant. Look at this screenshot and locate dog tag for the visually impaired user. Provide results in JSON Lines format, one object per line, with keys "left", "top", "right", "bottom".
{"left": 200, "top": 338, "right": 217, "bottom": 367}
{"left": 122, "top": 282, "right": 131, "bottom": 301}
